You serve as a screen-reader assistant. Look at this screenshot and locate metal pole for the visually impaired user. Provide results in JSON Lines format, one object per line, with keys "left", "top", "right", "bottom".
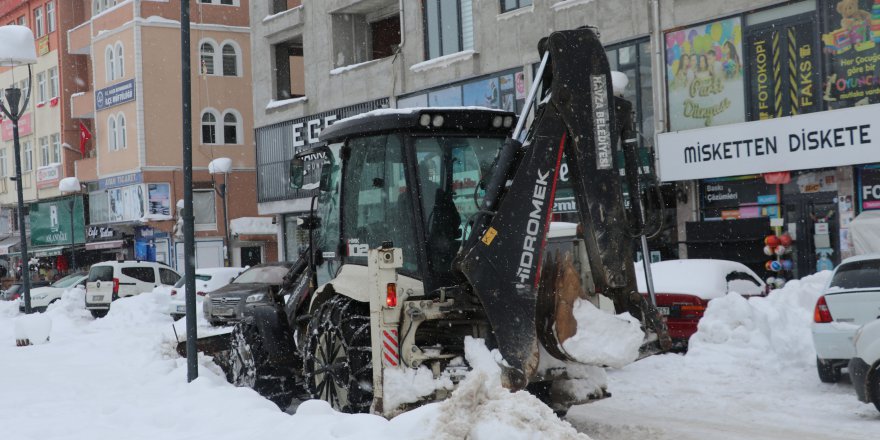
{"left": 70, "top": 197, "right": 76, "bottom": 273}
{"left": 3, "top": 87, "right": 32, "bottom": 314}
{"left": 181, "top": 0, "right": 198, "bottom": 382}
{"left": 222, "top": 173, "right": 231, "bottom": 266}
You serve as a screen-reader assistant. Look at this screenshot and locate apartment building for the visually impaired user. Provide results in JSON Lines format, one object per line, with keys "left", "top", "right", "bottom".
{"left": 0, "top": 0, "right": 90, "bottom": 278}
{"left": 252, "top": 0, "right": 880, "bottom": 283}
{"left": 66, "top": 0, "right": 272, "bottom": 270}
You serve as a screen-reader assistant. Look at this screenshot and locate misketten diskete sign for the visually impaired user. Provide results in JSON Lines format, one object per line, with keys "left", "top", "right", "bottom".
{"left": 656, "top": 103, "right": 880, "bottom": 181}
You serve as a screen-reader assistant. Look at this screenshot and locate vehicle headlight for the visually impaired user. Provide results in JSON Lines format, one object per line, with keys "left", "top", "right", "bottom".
{"left": 246, "top": 293, "right": 266, "bottom": 303}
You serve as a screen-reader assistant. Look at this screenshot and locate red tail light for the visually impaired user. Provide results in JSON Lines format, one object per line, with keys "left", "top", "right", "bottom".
{"left": 679, "top": 304, "right": 706, "bottom": 319}
{"left": 814, "top": 296, "right": 833, "bottom": 323}
{"left": 386, "top": 283, "right": 397, "bottom": 307}
{"left": 196, "top": 291, "right": 207, "bottom": 297}
{"left": 170, "top": 289, "right": 177, "bottom": 296}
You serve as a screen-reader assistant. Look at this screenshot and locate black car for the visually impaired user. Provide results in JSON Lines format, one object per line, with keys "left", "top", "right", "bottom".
{"left": 203, "top": 262, "right": 294, "bottom": 326}
{"left": 1, "top": 281, "right": 52, "bottom": 301}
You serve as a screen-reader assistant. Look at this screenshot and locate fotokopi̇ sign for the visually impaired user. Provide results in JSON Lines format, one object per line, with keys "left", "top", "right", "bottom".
{"left": 657, "top": 102, "right": 880, "bottom": 181}
{"left": 665, "top": 17, "right": 746, "bottom": 130}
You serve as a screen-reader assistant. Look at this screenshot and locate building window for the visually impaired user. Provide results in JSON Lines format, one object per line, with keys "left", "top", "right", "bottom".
{"left": 94, "top": 0, "right": 118, "bottom": 15}
{"left": 223, "top": 111, "right": 239, "bottom": 144}
{"left": 47, "top": 2, "right": 56, "bottom": 33}
{"left": 17, "top": 15, "right": 26, "bottom": 26}
{"left": 115, "top": 42, "right": 124, "bottom": 78}
{"left": 0, "top": 148, "right": 6, "bottom": 177}
{"left": 105, "top": 46, "right": 115, "bottom": 82}
{"left": 23, "top": 141, "right": 33, "bottom": 172}
{"left": 423, "top": 0, "right": 473, "bottom": 60}
{"left": 500, "top": 0, "right": 531, "bottom": 13}
{"left": 19, "top": 79, "right": 29, "bottom": 104}
{"left": 108, "top": 115, "right": 117, "bottom": 151}
{"left": 34, "top": 7, "right": 44, "bottom": 37}
{"left": 49, "top": 67, "right": 58, "bottom": 98}
{"left": 36, "top": 72, "right": 46, "bottom": 103}
{"left": 117, "top": 113, "right": 127, "bottom": 149}
{"left": 273, "top": 38, "right": 305, "bottom": 100}
{"left": 330, "top": 3, "right": 401, "bottom": 68}
{"left": 221, "top": 43, "right": 238, "bottom": 76}
{"left": 272, "top": 0, "right": 302, "bottom": 14}
{"left": 201, "top": 111, "right": 217, "bottom": 144}
{"left": 193, "top": 190, "right": 217, "bottom": 229}
{"left": 50, "top": 133, "right": 61, "bottom": 163}
{"left": 200, "top": 42, "right": 216, "bottom": 75}
{"left": 39, "top": 136, "right": 49, "bottom": 166}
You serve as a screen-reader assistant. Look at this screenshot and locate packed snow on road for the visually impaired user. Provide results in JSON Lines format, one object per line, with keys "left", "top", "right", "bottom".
{"left": 1, "top": 271, "right": 878, "bottom": 440}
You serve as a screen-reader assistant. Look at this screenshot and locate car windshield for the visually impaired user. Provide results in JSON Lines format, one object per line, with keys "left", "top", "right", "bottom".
{"left": 88, "top": 266, "right": 114, "bottom": 282}
{"left": 51, "top": 274, "right": 86, "bottom": 288}
{"left": 232, "top": 266, "right": 289, "bottom": 285}
{"left": 829, "top": 260, "right": 880, "bottom": 289}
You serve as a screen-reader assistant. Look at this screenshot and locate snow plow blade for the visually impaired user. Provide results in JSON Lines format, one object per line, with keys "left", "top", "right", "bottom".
{"left": 175, "top": 330, "right": 234, "bottom": 372}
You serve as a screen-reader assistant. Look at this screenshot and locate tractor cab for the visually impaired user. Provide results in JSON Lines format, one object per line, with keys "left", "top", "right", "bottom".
{"left": 291, "top": 108, "right": 516, "bottom": 295}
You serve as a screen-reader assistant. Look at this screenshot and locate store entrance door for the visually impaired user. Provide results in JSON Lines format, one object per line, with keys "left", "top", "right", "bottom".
{"left": 784, "top": 194, "right": 839, "bottom": 279}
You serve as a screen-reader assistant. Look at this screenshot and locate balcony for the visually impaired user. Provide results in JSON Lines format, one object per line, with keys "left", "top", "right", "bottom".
{"left": 75, "top": 157, "right": 98, "bottom": 183}
{"left": 71, "top": 90, "right": 95, "bottom": 119}
{"left": 68, "top": 22, "right": 91, "bottom": 55}
{"left": 263, "top": 3, "right": 304, "bottom": 43}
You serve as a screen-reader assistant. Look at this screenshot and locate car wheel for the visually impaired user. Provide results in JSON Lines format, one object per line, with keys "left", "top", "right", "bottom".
{"left": 230, "top": 320, "right": 298, "bottom": 409}
{"left": 817, "top": 357, "right": 842, "bottom": 383}
{"left": 303, "top": 295, "right": 372, "bottom": 413}
{"left": 90, "top": 309, "right": 107, "bottom": 319}
{"left": 869, "top": 363, "right": 880, "bottom": 413}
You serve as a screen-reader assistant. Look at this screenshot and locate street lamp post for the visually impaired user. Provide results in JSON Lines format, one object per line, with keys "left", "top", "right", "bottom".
{"left": 0, "top": 26, "right": 38, "bottom": 314}
{"left": 209, "top": 158, "right": 232, "bottom": 266}
{"left": 59, "top": 177, "right": 83, "bottom": 274}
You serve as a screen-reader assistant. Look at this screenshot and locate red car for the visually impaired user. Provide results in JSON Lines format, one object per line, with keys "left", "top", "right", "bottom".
{"left": 636, "top": 259, "right": 768, "bottom": 350}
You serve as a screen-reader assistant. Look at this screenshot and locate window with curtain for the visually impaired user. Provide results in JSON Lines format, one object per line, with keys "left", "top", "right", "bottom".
{"left": 34, "top": 7, "right": 43, "bottom": 37}
{"left": 105, "top": 46, "right": 115, "bottom": 82}
{"left": 423, "top": 0, "right": 473, "bottom": 60}
{"left": 200, "top": 42, "right": 215, "bottom": 75}
{"left": 108, "top": 115, "right": 117, "bottom": 151}
{"left": 117, "top": 113, "right": 127, "bottom": 149}
{"left": 49, "top": 67, "right": 58, "bottom": 98}
{"left": 36, "top": 72, "right": 46, "bottom": 103}
{"left": 115, "top": 43, "right": 124, "bottom": 78}
{"left": 50, "top": 133, "right": 60, "bottom": 163}
{"left": 23, "top": 141, "right": 33, "bottom": 171}
{"left": 39, "top": 137, "right": 49, "bottom": 166}
{"left": 47, "top": 2, "right": 55, "bottom": 33}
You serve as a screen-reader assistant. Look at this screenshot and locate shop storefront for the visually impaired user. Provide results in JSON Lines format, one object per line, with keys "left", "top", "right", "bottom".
{"left": 28, "top": 196, "right": 86, "bottom": 277}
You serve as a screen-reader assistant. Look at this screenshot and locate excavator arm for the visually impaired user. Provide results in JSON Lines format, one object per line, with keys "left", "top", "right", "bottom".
{"left": 456, "top": 27, "right": 670, "bottom": 390}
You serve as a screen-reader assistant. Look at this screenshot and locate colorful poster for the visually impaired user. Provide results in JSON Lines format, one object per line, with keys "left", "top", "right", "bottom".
{"left": 147, "top": 183, "right": 171, "bottom": 216}
{"left": 820, "top": 0, "right": 880, "bottom": 108}
{"left": 665, "top": 17, "right": 746, "bottom": 130}
{"left": 462, "top": 78, "right": 500, "bottom": 108}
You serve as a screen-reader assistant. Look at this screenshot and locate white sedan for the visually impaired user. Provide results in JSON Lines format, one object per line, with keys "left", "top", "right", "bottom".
{"left": 19, "top": 273, "right": 88, "bottom": 313}
{"left": 850, "top": 318, "right": 880, "bottom": 412}
{"left": 168, "top": 267, "right": 245, "bottom": 320}
{"left": 811, "top": 254, "right": 880, "bottom": 383}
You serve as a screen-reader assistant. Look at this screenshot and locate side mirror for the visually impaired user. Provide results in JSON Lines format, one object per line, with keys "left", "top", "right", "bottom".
{"left": 290, "top": 146, "right": 332, "bottom": 191}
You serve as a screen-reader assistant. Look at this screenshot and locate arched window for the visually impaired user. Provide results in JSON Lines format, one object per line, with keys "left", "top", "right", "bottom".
{"left": 117, "top": 113, "right": 127, "bottom": 149}
{"left": 108, "top": 115, "right": 117, "bottom": 151}
{"left": 200, "top": 42, "right": 216, "bottom": 75}
{"left": 201, "top": 111, "right": 217, "bottom": 144}
{"left": 221, "top": 43, "right": 238, "bottom": 76}
{"left": 115, "top": 42, "right": 124, "bottom": 78}
{"left": 105, "top": 46, "right": 115, "bottom": 82}
{"left": 223, "top": 111, "right": 238, "bottom": 144}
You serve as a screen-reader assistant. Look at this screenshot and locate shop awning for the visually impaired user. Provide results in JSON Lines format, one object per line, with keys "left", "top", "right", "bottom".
{"left": 86, "top": 240, "right": 124, "bottom": 251}
{"left": 0, "top": 236, "right": 19, "bottom": 256}
{"left": 31, "top": 246, "right": 66, "bottom": 257}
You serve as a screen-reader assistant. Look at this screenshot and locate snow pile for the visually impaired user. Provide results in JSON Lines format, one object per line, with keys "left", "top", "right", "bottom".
{"left": 383, "top": 365, "right": 454, "bottom": 410}
{"left": 688, "top": 271, "right": 831, "bottom": 369}
{"left": 562, "top": 299, "right": 644, "bottom": 368}
{"left": 14, "top": 313, "right": 52, "bottom": 345}
{"left": 93, "top": 290, "right": 174, "bottom": 329}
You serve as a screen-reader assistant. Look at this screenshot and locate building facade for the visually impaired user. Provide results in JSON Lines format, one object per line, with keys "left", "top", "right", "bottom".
{"left": 252, "top": 0, "right": 879, "bottom": 283}
{"left": 65, "top": 0, "right": 273, "bottom": 271}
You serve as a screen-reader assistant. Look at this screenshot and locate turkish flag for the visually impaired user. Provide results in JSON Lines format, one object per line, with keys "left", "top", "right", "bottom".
{"left": 79, "top": 121, "right": 92, "bottom": 156}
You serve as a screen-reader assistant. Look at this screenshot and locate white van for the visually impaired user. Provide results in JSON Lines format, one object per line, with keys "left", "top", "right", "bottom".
{"left": 85, "top": 261, "right": 181, "bottom": 318}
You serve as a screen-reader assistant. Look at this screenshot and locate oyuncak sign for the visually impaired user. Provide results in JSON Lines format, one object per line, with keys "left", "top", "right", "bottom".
{"left": 657, "top": 103, "right": 880, "bottom": 181}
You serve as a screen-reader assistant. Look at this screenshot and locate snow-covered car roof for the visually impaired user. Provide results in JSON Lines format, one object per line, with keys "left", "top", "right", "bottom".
{"left": 837, "top": 253, "right": 880, "bottom": 266}
{"left": 635, "top": 259, "right": 764, "bottom": 299}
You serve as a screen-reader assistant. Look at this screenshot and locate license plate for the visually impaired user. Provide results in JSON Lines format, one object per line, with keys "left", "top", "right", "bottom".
{"left": 215, "top": 307, "right": 234, "bottom": 317}
{"left": 176, "top": 305, "right": 186, "bottom": 313}
{"left": 657, "top": 306, "right": 670, "bottom": 316}
{"left": 91, "top": 295, "right": 104, "bottom": 302}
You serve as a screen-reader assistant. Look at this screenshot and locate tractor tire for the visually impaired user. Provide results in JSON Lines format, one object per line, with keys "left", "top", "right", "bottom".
{"left": 230, "top": 319, "right": 298, "bottom": 409}
{"left": 303, "top": 295, "right": 373, "bottom": 413}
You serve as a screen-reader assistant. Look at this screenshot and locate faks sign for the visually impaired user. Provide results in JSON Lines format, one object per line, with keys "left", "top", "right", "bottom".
{"left": 657, "top": 103, "right": 880, "bottom": 181}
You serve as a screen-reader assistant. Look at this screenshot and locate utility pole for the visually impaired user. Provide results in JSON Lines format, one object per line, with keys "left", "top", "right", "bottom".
{"left": 181, "top": 0, "right": 197, "bottom": 382}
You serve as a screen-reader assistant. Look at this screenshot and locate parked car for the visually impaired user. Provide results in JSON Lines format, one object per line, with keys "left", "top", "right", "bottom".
{"left": 203, "top": 262, "right": 293, "bottom": 326}
{"left": 1, "top": 280, "right": 52, "bottom": 301}
{"left": 635, "top": 259, "right": 767, "bottom": 350}
{"left": 18, "top": 273, "right": 87, "bottom": 313}
{"left": 168, "top": 267, "right": 245, "bottom": 320}
{"left": 850, "top": 318, "right": 880, "bottom": 412}
{"left": 85, "top": 261, "right": 181, "bottom": 319}
{"left": 812, "top": 254, "right": 880, "bottom": 383}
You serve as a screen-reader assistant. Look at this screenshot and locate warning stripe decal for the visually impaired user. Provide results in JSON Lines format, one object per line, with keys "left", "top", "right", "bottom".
{"left": 382, "top": 330, "right": 399, "bottom": 367}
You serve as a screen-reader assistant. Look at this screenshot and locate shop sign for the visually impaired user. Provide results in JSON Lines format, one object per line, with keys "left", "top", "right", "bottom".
{"left": 657, "top": 103, "right": 880, "bottom": 181}
{"left": 37, "top": 36, "right": 49, "bottom": 56}
{"left": 665, "top": 17, "right": 746, "bottom": 130}
{"left": 1, "top": 113, "right": 32, "bottom": 141}
{"left": 820, "top": 0, "right": 880, "bottom": 109}
{"left": 859, "top": 166, "right": 880, "bottom": 210}
{"left": 746, "top": 20, "right": 821, "bottom": 119}
{"left": 108, "top": 184, "right": 145, "bottom": 223}
{"left": 87, "top": 225, "right": 124, "bottom": 241}
{"left": 99, "top": 172, "right": 142, "bottom": 190}
{"left": 29, "top": 197, "right": 86, "bottom": 247}
{"left": 95, "top": 79, "right": 136, "bottom": 111}
{"left": 36, "top": 163, "right": 62, "bottom": 189}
